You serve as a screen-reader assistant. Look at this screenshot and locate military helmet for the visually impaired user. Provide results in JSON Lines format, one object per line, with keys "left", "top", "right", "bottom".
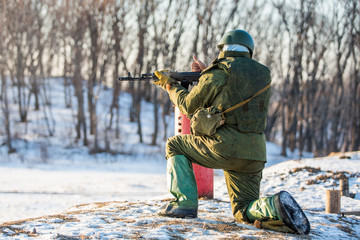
{"left": 217, "top": 30, "right": 254, "bottom": 56}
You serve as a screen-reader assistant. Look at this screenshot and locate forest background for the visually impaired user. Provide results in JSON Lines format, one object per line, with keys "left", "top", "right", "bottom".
{"left": 0, "top": 0, "right": 359, "bottom": 159}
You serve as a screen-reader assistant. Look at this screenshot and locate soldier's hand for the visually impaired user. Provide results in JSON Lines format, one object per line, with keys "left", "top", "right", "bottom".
{"left": 191, "top": 55, "right": 207, "bottom": 72}
{"left": 153, "top": 70, "right": 177, "bottom": 91}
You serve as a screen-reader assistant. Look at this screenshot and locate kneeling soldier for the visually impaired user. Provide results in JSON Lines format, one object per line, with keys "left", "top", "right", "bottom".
{"left": 153, "top": 29, "right": 310, "bottom": 235}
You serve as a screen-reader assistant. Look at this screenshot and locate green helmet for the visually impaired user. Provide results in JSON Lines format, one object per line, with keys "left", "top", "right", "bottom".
{"left": 217, "top": 30, "right": 254, "bottom": 56}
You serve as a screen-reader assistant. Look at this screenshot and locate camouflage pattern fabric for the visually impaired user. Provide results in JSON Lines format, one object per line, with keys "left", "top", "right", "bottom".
{"left": 168, "top": 51, "right": 271, "bottom": 161}
{"left": 166, "top": 51, "right": 271, "bottom": 222}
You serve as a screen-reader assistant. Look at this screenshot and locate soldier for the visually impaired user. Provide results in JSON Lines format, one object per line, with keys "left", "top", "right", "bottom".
{"left": 153, "top": 30, "right": 310, "bottom": 234}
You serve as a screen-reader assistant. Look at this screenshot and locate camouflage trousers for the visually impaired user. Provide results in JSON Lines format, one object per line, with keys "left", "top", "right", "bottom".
{"left": 166, "top": 134, "right": 265, "bottom": 222}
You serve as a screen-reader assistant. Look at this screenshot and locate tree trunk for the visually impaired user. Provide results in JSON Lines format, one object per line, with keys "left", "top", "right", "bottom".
{"left": 151, "top": 88, "right": 159, "bottom": 145}
{"left": 1, "top": 69, "right": 16, "bottom": 153}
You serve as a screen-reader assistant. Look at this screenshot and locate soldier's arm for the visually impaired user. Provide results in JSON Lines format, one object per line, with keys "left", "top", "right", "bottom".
{"left": 167, "top": 68, "right": 228, "bottom": 116}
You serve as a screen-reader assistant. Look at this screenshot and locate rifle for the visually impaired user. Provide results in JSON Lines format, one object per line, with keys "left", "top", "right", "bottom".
{"left": 118, "top": 71, "right": 201, "bottom": 88}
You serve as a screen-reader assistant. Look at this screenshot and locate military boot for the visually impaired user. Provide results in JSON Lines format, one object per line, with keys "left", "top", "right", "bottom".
{"left": 158, "top": 201, "right": 197, "bottom": 218}
{"left": 246, "top": 191, "right": 310, "bottom": 234}
{"left": 158, "top": 155, "right": 198, "bottom": 218}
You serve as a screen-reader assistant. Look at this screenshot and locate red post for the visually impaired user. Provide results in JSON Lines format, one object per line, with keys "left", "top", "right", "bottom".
{"left": 175, "top": 107, "right": 214, "bottom": 199}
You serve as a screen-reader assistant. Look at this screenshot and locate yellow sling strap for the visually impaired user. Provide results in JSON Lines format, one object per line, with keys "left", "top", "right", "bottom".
{"left": 223, "top": 83, "right": 271, "bottom": 114}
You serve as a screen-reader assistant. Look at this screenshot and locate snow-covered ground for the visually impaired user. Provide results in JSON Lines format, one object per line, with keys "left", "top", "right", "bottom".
{"left": 0, "top": 151, "right": 359, "bottom": 239}
{"left": 0, "top": 141, "right": 310, "bottom": 224}
{"left": 0, "top": 160, "right": 167, "bottom": 223}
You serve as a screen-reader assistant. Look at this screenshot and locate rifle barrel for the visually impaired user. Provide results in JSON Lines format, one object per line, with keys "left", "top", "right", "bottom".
{"left": 118, "top": 71, "right": 201, "bottom": 84}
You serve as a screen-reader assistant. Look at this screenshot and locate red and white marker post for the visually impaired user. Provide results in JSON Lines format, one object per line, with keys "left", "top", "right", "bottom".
{"left": 175, "top": 107, "right": 214, "bottom": 199}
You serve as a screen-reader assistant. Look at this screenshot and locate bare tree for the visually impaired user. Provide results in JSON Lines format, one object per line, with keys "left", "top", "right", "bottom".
{"left": 66, "top": 1, "right": 88, "bottom": 146}
{"left": 148, "top": 0, "right": 191, "bottom": 145}
{"left": 3, "top": 1, "right": 33, "bottom": 123}
{"left": 327, "top": 0, "right": 351, "bottom": 153}
{"left": 0, "top": 71, "right": 15, "bottom": 153}
{"left": 346, "top": 0, "right": 360, "bottom": 151}
{"left": 130, "top": 0, "right": 154, "bottom": 143}
{"left": 108, "top": 0, "right": 129, "bottom": 142}
{"left": 57, "top": 1, "right": 73, "bottom": 108}
{"left": 85, "top": 1, "right": 112, "bottom": 152}
{"left": 0, "top": 3, "right": 15, "bottom": 153}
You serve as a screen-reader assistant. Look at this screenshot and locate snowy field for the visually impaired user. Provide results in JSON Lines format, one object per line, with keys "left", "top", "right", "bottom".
{"left": 0, "top": 141, "right": 309, "bottom": 224}
{"left": 0, "top": 150, "right": 359, "bottom": 239}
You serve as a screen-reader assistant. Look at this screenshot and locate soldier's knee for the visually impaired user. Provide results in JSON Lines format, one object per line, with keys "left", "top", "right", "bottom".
{"left": 166, "top": 136, "right": 177, "bottom": 151}
{"left": 166, "top": 136, "right": 181, "bottom": 159}
{"left": 166, "top": 136, "right": 176, "bottom": 146}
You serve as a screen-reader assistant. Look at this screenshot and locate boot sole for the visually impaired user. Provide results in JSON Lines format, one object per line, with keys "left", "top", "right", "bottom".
{"left": 157, "top": 203, "right": 197, "bottom": 218}
{"left": 275, "top": 191, "right": 310, "bottom": 234}
{"left": 158, "top": 211, "right": 197, "bottom": 218}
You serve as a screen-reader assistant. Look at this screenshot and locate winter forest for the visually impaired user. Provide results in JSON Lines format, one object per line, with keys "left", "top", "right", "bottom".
{"left": 0, "top": 0, "right": 359, "bottom": 158}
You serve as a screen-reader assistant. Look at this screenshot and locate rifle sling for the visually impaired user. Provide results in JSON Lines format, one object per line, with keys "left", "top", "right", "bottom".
{"left": 223, "top": 84, "right": 271, "bottom": 115}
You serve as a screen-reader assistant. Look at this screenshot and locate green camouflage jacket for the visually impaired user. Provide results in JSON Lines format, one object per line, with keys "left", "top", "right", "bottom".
{"left": 168, "top": 51, "right": 271, "bottom": 161}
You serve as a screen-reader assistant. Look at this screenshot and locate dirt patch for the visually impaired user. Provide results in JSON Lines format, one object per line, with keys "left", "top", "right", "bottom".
{"left": 73, "top": 200, "right": 127, "bottom": 209}
{"left": 53, "top": 214, "right": 80, "bottom": 222}
{"left": 55, "top": 233, "right": 86, "bottom": 240}
{"left": 0, "top": 217, "right": 43, "bottom": 228}
{"left": 166, "top": 227, "right": 187, "bottom": 239}
{"left": 290, "top": 167, "right": 322, "bottom": 174}
{"left": 305, "top": 172, "right": 352, "bottom": 185}
{"left": 327, "top": 152, "right": 351, "bottom": 159}
{"left": 64, "top": 209, "right": 100, "bottom": 215}
{"left": 0, "top": 226, "right": 38, "bottom": 238}
{"left": 113, "top": 217, "right": 137, "bottom": 223}
{"left": 289, "top": 167, "right": 359, "bottom": 186}
{"left": 202, "top": 221, "right": 245, "bottom": 232}
{"left": 122, "top": 231, "right": 144, "bottom": 239}
{"left": 337, "top": 224, "right": 354, "bottom": 235}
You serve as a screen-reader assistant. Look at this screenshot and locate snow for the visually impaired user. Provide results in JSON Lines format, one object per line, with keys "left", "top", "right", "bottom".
{"left": 1, "top": 145, "right": 359, "bottom": 239}
{"left": 0, "top": 79, "right": 359, "bottom": 239}
{"left": 0, "top": 164, "right": 168, "bottom": 224}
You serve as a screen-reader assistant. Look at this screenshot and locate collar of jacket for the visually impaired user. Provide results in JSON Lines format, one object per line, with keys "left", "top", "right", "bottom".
{"left": 218, "top": 51, "right": 251, "bottom": 59}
